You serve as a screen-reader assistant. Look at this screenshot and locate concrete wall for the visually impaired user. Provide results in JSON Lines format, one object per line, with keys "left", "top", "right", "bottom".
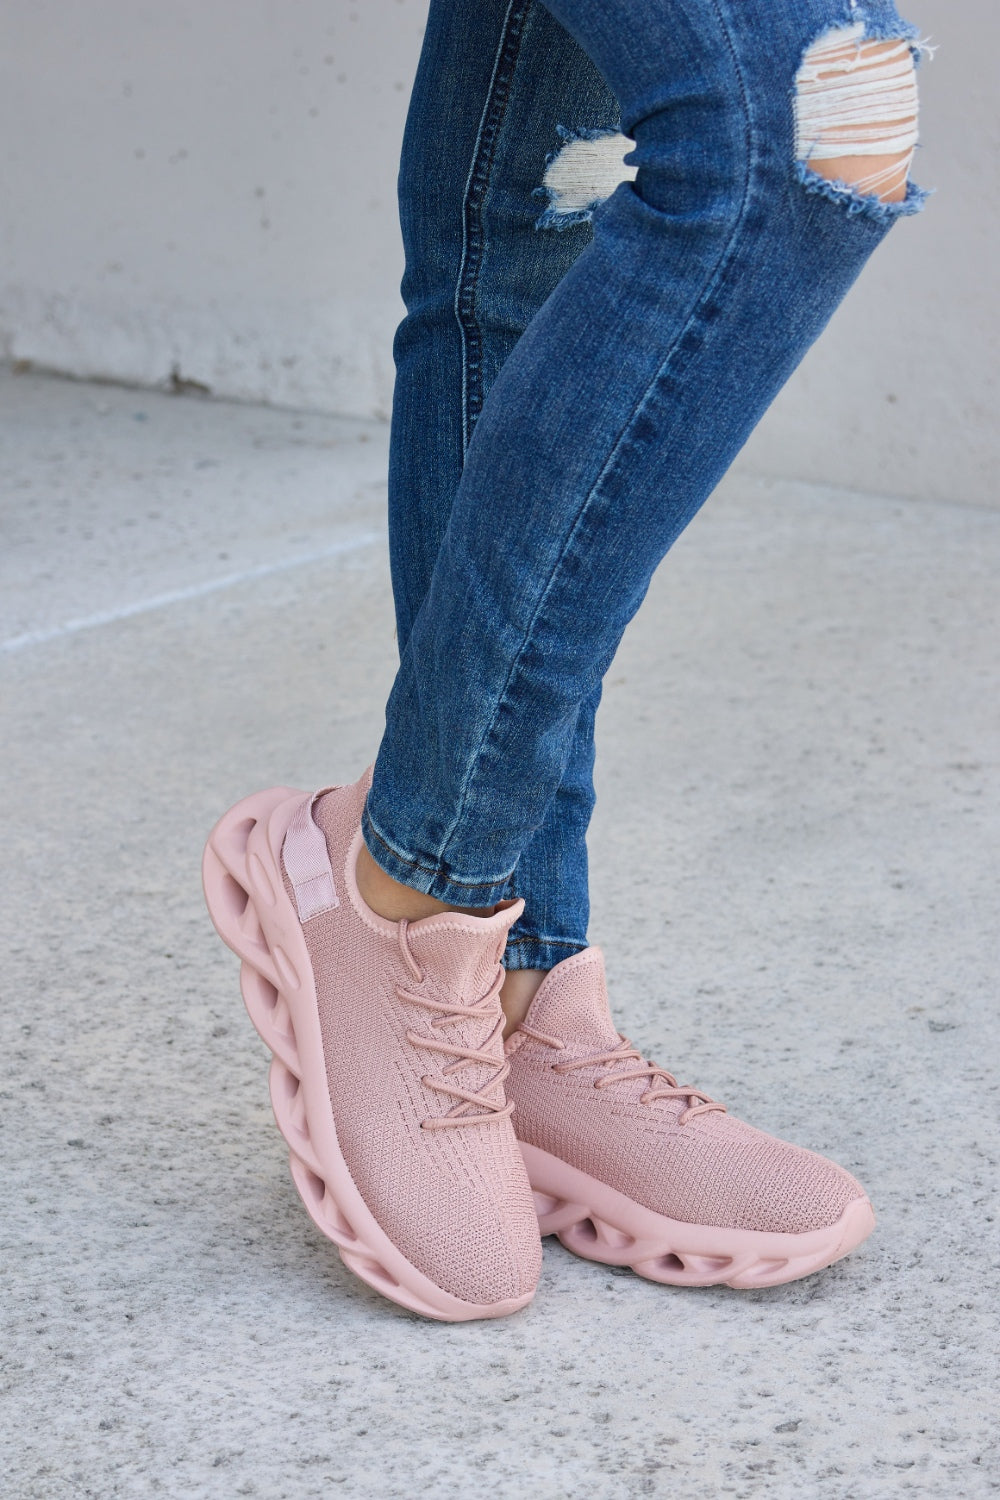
{"left": 0, "top": 2, "right": 420, "bottom": 421}
{"left": 1, "top": 1, "right": 993, "bottom": 507}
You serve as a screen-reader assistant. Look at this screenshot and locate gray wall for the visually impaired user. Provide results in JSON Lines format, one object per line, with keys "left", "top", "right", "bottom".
{"left": 0, "top": 2, "right": 420, "bottom": 421}
{"left": 0, "top": 1, "right": 992, "bottom": 507}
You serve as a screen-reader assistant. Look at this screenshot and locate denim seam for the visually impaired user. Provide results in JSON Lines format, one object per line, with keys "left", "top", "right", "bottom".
{"left": 454, "top": 0, "right": 532, "bottom": 456}
{"left": 505, "top": 935, "right": 587, "bottom": 950}
{"left": 435, "top": 0, "right": 756, "bottom": 873}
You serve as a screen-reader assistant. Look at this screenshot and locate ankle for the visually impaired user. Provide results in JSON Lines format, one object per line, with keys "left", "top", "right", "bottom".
{"left": 355, "top": 838, "right": 496, "bottom": 924}
{"left": 500, "top": 967, "right": 548, "bottom": 1039}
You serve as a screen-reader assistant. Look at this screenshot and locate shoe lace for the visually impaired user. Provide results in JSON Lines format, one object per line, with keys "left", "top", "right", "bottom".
{"left": 518, "top": 1024, "right": 726, "bottom": 1126}
{"left": 395, "top": 918, "right": 513, "bottom": 1131}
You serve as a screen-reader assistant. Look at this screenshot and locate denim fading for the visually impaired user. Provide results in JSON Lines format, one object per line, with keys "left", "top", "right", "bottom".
{"left": 363, "top": 0, "right": 926, "bottom": 970}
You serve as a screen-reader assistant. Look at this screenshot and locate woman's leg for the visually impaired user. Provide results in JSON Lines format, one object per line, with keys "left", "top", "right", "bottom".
{"left": 206, "top": 0, "right": 927, "bottom": 1314}
{"left": 353, "top": 0, "right": 926, "bottom": 1291}
{"left": 364, "top": 0, "right": 926, "bottom": 917}
{"left": 383, "top": 0, "right": 624, "bottom": 981}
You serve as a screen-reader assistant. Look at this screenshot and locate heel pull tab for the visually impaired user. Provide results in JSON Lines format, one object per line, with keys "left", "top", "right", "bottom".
{"left": 283, "top": 791, "right": 339, "bottom": 920}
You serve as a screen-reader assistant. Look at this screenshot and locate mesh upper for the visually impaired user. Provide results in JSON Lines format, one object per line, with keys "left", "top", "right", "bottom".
{"left": 282, "top": 770, "right": 540, "bottom": 1305}
{"left": 506, "top": 947, "right": 866, "bottom": 1236}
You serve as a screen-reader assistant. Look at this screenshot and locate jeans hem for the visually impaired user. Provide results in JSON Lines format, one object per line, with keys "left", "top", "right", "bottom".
{"left": 361, "top": 799, "right": 516, "bottom": 908}
{"left": 503, "top": 934, "right": 589, "bottom": 972}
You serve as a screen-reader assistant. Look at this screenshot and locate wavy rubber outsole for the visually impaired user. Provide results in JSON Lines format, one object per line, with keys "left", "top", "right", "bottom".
{"left": 520, "top": 1141, "right": 876, "bottom": 1288}
{"left": 202, "top": 787, "right": 535, "bottom": 1323}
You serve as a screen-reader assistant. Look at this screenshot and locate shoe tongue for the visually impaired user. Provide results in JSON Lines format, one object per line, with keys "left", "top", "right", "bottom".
{"left": 405, "top": 900, "right": 522, "bottom": 1013}
{"left": 522, "top": 947, "right": 619, "bottom": 1052}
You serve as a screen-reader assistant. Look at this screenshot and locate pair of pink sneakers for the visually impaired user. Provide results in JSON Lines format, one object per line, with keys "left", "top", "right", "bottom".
{"left": 202, "top": 768, "right": 875, "bottom": 1321}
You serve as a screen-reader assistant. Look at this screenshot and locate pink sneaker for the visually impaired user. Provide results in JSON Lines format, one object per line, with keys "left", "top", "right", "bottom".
{"left": 506, "top": 948, "right": 875, "bottom": 1288}
{"left": 202, "top": 768, "right": 541, "bottom": 1321}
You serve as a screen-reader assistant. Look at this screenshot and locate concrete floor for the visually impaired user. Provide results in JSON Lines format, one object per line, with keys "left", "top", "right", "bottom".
{"left": 2, "top": 366, "right": 997, "bottom": 1499}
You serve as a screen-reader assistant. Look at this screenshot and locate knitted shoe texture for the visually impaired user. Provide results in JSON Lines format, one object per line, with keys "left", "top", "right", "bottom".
{"left": 203, "top": 767, "right": 541, "bottom": 1320}
{"left": 506, "top": 947, "right": 875, "bottom": 1288}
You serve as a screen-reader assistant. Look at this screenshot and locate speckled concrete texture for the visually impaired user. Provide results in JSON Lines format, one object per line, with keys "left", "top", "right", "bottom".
{"left": 2, "top": 368, "right": 998, "bottom": 1499}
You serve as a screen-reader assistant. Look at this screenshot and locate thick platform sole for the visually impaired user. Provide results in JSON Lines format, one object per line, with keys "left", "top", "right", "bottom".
{"left": 520, "top": 1141, "right": 876, "bottom": 1288}
{"left": 202, "top": 787, "right": 535, "bottom": 1323}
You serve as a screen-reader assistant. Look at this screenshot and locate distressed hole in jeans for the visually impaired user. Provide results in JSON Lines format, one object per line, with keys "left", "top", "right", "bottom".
{"left": 794, "top": 20, "right": 926, "bottom": 212}
{"left": 533, "top": 124, "right": 637, "bottom": 231}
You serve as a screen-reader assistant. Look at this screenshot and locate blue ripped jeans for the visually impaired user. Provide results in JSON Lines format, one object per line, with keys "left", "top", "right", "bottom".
{"left": 362, "top": 0, "right": 927, "bottom": 970}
